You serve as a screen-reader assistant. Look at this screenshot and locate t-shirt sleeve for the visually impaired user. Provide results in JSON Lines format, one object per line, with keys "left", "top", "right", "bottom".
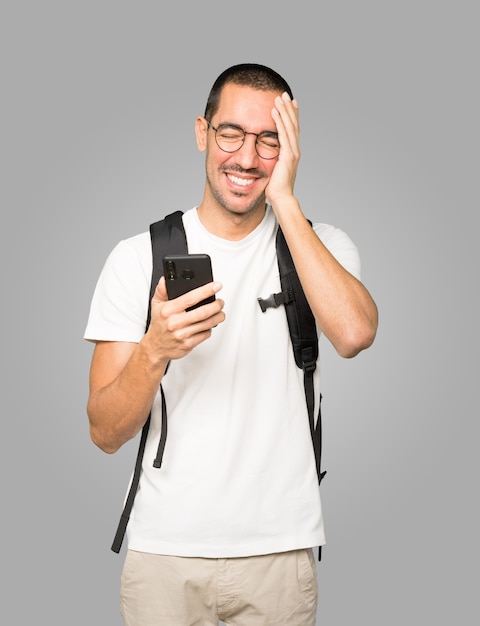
{"left": 313, "top": 223, "right": 362, "bottom": 280}
{"left": 83, "top": 235, "right": 151, "bottom": 343}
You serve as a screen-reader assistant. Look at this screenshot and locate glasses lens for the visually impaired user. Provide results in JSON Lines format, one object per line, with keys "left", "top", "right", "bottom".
{"left": 215, "top": 124, "right": 245, "bottom": 153}
{"left": 256, "top": 132, "right": 280, "bottom": 159}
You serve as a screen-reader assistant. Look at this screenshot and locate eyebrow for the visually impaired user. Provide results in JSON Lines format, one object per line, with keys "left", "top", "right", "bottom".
{"left": 218, "top": 121, "right": 279, "bottom": 137}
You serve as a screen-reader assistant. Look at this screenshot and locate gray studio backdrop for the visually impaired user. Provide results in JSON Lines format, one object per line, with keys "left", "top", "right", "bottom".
{"left": 2, "top": 1, "right": 477, "bottom": 625}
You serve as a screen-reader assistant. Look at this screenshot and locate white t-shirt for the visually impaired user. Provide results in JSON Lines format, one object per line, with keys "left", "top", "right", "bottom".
{"left": 84, "top": 206, "right": 361, "bottom": 557}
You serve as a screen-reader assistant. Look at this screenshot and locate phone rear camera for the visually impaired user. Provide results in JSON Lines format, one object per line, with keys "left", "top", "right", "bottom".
{"left": 166, "top": 260, "right": 176, "bottom": 280}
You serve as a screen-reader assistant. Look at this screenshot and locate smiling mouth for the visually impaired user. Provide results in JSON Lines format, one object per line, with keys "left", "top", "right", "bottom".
{"left": 226, "top": 173, "right": 255, "bottom": 187}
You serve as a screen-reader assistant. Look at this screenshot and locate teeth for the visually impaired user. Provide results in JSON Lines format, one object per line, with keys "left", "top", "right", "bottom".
{"left": 227, "top": 174, "right": 253, "bottom": 186}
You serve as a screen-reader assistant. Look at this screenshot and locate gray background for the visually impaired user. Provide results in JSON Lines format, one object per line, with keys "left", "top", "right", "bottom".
{"left": 2, "top": 1, "right": 478, "bottom": 624}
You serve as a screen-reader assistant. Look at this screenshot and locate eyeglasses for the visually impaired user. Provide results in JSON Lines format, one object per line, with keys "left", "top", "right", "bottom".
{"left": 206, "top": 120, "right": 280, "bottom": 160}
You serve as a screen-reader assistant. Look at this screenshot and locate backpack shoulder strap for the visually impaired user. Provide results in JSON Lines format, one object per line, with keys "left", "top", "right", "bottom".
{"left": 272, "top": 224, "right": 327, "bottom": 562}
{"left": 257, "top": 223, "right": 326, "bottom": 486}
{"left": 147, "top": 210, "right": 187, "bottom": 326}
{"left": 111, "top": 211, "right": 186, "bottom": 554}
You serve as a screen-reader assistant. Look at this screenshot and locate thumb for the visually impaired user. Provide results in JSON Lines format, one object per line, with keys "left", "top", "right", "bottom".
{"left": 152, "top": 275, "right": 168, "bottom": 303}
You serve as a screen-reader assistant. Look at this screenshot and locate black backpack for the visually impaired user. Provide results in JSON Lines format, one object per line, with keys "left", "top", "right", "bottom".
{"left": 111, "top": 210, "right": 326, "bottom": 556}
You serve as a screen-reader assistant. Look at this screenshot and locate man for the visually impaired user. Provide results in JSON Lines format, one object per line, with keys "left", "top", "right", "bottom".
{"left": 84, "top": 63, "right": 378, "bottom": 626}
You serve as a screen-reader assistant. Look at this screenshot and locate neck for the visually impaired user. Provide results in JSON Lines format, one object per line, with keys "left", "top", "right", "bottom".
{"left": 196, "top": 198, "right": 267, "bottom": 241}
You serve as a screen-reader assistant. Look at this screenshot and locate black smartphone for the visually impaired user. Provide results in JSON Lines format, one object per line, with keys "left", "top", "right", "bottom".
{"left": 162, "top": 254, "right": 215, "bottom": 311}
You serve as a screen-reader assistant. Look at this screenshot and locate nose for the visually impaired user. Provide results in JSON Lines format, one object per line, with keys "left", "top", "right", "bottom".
{"left": 234, "top": 133, "right": 260, "bottom": 168}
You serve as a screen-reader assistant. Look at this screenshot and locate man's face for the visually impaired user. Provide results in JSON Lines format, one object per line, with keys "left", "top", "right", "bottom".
{"left": 198, "top": 83, "right": 281, "bottom": 217}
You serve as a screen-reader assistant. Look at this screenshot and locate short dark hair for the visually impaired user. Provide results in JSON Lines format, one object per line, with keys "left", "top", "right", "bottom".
{"left": 204, "top": 63, "right": 293, "bottom": 120}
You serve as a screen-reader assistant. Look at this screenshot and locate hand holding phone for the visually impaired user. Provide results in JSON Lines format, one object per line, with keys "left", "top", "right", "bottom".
{"left": 162, "top": 254, "right": 215, "bottom": 311}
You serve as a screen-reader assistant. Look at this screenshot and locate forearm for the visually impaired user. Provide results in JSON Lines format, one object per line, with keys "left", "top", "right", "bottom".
{"left": 87, "top": 279, "right": 225, "bottom": 453}
{"left": 272, "top": 197, "right": 378, "bottom": 357}
{"left": 87, "top": 338, "right": 168, "bottom": 453}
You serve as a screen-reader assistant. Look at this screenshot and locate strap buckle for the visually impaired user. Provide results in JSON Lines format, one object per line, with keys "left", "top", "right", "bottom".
{"left": 302, "top": 360, "right": 317, "bottom": 374}
{"left": 257, "top": 289, "right": 294, "bottom": 312}
{"left": 301, "top": 347, "right": 317, "bottom": 374}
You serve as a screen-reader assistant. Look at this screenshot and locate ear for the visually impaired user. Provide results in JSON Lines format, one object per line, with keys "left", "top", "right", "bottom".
{"left": 195, "top": 116, "right": 208, "bottom": 152}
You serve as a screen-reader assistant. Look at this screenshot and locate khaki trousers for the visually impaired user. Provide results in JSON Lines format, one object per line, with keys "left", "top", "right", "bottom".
{"left": 120, "top": 548, "right": 318, "bottom": 626}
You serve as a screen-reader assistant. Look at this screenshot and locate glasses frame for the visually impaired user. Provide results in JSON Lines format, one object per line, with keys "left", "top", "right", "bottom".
{"left": 206, "top": 119, "right": 280, "bottom": 160}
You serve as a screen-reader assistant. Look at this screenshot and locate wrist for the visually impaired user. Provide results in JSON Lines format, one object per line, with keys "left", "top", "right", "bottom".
{"left": 269, "top": 194, "right": 301, "bottom": 221}
{"left": 138, "top": 333, "right": 170, "bottom": 374}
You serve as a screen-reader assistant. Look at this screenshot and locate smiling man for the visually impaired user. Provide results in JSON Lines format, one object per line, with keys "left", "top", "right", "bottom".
{"left": 84, "top": 63, "right": 378, "bottom": 626}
